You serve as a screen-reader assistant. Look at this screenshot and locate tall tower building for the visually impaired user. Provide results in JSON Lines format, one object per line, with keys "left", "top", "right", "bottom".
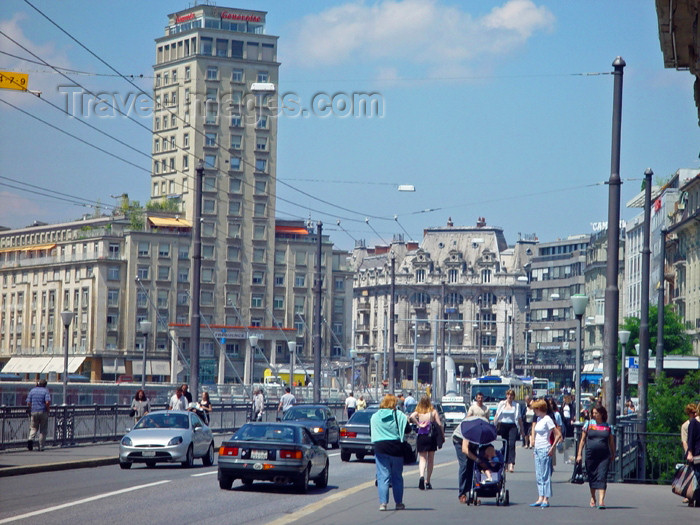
{"left": 151, "top": 6, "right": 281, "bottom": 382}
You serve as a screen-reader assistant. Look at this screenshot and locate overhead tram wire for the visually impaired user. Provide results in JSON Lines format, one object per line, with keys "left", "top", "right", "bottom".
{"left": 0, "top": 180, "right": 97, "bottom": 209}
{"left": 21, "top": 2, "right": 384, "bottom": 226}
{"left": 364, "top": 217, "right": 389, "bottom": 245}
{"left": 0, "top": 50, "right": 151, "bottom": 78}
{"left": 335, "top": 220, "right": 358, "bottom": 243}
{"left": 393, "top": 215, "right": 415, "bottom": 241}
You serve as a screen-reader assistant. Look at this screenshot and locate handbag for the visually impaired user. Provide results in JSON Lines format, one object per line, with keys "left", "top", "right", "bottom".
{"left": 431, "top": 420, "right": 445, "bottom": 449}
{"left": 129, "top": 408, "right": 136, "bottom": 418}
{"left": 671, "top": 464, "right": 697, "bottom": 500}
{"left": 394, "top": 411, "right": 414, "bottom": 463}
{"left": 570, "top": 461, "right": 586, "bottom": 484}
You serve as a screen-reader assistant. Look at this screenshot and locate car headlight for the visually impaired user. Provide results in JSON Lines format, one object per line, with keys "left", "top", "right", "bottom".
{"left": 167, "top": 436, "right": 183, "bottom": 446}
{"left": 312, "top": 427, "right": 324, "bottom": 433}
{"left": 121, "top": 436, "right": 132, "bottom": 446}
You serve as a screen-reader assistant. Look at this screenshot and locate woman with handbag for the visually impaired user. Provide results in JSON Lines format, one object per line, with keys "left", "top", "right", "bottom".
{"left": 130, "top": 389, "right": 150, "bottom": 423}
{"left": 409, "top": 396, "right": 444, "bottom": 490}
{"left": 685, "top": 402, "right": 700, "bottom": 506}
{"left": 494, "top": 389, "right": 523, "bottom": 473}
{"left": 529, "top": 398, "right": 561, "bottom": 508}
{"left": 370, "top": 394, "right": 408, "bottom": 511}
{"left": 576, "top": 404, "right": 615, "bottom": 509}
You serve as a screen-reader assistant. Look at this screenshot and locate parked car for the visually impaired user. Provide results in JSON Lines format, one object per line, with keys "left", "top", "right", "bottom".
{"left": 339, "top": 408, "right": 417, "bottom": 463}
{"left": 118, "top": 410, "right": 215, "bottom": 469}
{"left": 281, "top": 404, "right": 340, "bottom": 449}
{"left": 218, "top": 422, "right": 329, "bottom": 493}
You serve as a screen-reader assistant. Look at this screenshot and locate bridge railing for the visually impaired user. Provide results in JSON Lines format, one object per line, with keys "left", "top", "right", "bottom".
{"left": 0, "top": 401, "right": 346, "bottom": 450}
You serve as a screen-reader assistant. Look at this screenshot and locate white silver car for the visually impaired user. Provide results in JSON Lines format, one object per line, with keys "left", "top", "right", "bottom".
{"left": 119, "top": 410, "right": 215, "bottom": 469}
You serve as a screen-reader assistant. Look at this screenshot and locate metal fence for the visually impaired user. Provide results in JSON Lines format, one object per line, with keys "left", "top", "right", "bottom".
{"left": 0, "top": 402, "right": 346, "bottom": 450}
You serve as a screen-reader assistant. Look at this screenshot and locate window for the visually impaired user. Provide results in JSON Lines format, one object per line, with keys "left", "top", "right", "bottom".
{"left": 183, "top": 155, "right": 189, "bottom": 170}
{"left": 107, "top": 289, "right": 119, "bottom": 307}
{"left": 201, "top": 37, "right": 213, "bottom": 55}
{"left": 448, "top": 268, "right": 459, "bottom": 283}
{"left": 206, "top": 66, "right": 218, "bottom": 80}
{"left": 230, "top": 135, "right": 242, "bottom": 149}
{"left": 333, "top": 298, "right": 344, "bottom": 313}
{"left": 203, "top": 176, "right": 216, "bottom": 191}
{"left": 275, "top": 273, "right": 284, "bottom": 286}
{"left": 156, "top": 74, "right": 161, "bottom": 87}
{"left": 205, "top": 154, "right": 216, "bottom": 168}
{"left": 226, "top": 269, "right": 239, "bottom": 284}
{"left": 251, "top": 294, "right": 263, "bottom": 308}
{"left": 227, "top": 246, "right": 240, "bottom": 261}
{"left": 158, "top": 243, "right": 170, "bottom": 257}
{"left": 178, "top": 267, "right": 188, "bottom": 282}
{"left": 225, "top": 343, "right": 239, "bottom": 357}
{"left": 334, "top": 277, "right": 344, "bottom": 290}
{"left": 246, "top": 42, "right": 259, "bottom": 60}
{"left": 138, "top": 242, "right": 149, "bottom": 257}
{"left": 229, "top": 178, "right": 242, "bottom": 193}
{"left": 252, "top": 271, "right": 264, "bottom": 285}
{"left": 216, "top": 38, "right": 228, "bottom": 57}
{"left": 179, "top": 245, "right": 189, "bottom": 258}
{"left": 229, "top": 157, "right": 241, "bottom": 170}
{"left": 481, "top": 269, "right": 492, "bottom": 283}
{"left": 228, "top": 200, "right": 241, "bottom": 216}
{"left": 154, "top": 139, "right": 160, "bottom": 152}
{"left": 184, "top": 66, "right": 190, "bottom": 80}
{"left": 232, "top": 68, "right": 243, "bottom": 82}
{"left": 262, "top": 43, "right": 274, "bottom": 61}
{"left": 202, "top": 221, "right": 215, "bottom": 237}
{"left": 157, "top": 290, "right": 168, "bottom": 308}
{"left": 228, "top": 222, "right": 241, "bottom": 238}
{"left": 231, "top": 115, "right": 242, "bottom": 127}
{"left": 256, "top": 115, "right": 268, "bottom": 129}
{"left": 254, "top": 202, "right": 266, "bottom": 217}
{"left": 253, "top": 248, "right": 265, "bottom": 262}
{"left": 226, "top": 292, "right": 238, "bottom": 307}
{"left": 275, "top": 250, "right": 285, "bottom": 264}
{"left": 295, "top": 274, "right": 306, "bottom": 287}
{"left": 256, "top": 136, "right": 267, "bottom": 151}
{"left": 253, "top": 225, "right": 265, "bottom": 240}
{"left": 257, "top": 71, "right": 268, "bottom": 82}
{"left": 231, "top": 40, "right": 243, "bottom": 58}
{"left": 202, "top": 245, "right": 214, "bottom": 259}
{"left": 415, "top": 269, "right": 426, "bottom": 283}
{"left": 254, "top": 180, "right": 266, "bottom": 194}
{"left": 183, "top": 133, "right": 189, "bottom": 147}
{"left": 137, "top": 266, "right": 149, "bottom": 280}
{"left": 107, "top": 267, "right": 120, "bottom": 280}
{"left": 157, "top": 266, "right": 170, "bottom": 280}
{"left": 294, "top": 296, "right": 305, "bottom": 315}
{"left": 201, "top": 267, "right": 214, "bottom": 282}
{"left": 205, "top": 132, "right": 217, "bottom": 146}
{"left": 273, "top": 295, "right": 284, "bottom": 309}
{"left": 177, "top": 291, "right": 188, "bottom": 305}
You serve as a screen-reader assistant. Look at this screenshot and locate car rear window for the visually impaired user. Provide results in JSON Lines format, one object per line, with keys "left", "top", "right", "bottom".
{"left": 234, "top": 424, "right": 297, "bottom": 443}
{"left": 348, "top": 410, "right": 376, "bottom": 424}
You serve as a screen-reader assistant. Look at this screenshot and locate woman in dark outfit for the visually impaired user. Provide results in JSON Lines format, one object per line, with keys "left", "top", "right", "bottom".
{"left": 685, "top": 402, "right": 700, "bottom": 506}
{"left": 576, "top": 405, "right": 615, "bottom": 509}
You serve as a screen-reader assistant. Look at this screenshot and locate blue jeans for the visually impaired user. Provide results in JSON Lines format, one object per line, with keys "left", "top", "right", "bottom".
{"left": 534, "top": 447, "right": 552, "bottom": 498}
{"left": 454, "top": 441, "right": 473, "bottom": 496}
{"left": 375, "top": 452, "right": 404, "bottom": 504}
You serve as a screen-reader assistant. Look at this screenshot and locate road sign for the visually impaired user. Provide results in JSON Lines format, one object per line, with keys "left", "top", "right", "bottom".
{"left": 0, "top": 71, "right": 28, "bottom": 91}
{"left": 628, "top": 356, "right": 639, "bottom": 385}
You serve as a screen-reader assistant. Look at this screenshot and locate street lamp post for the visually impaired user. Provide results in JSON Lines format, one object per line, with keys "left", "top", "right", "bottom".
{"left": 413, "top": 358, "right": 420, "bottom": 394}
{"left": 288, "top": 341, "right": 296, "bottom": 395}
{"left": 139, "top": 320, "right": 152, "bottom": 392}
{"left": 60, "top": 310, "right": 75, "bottom": 405}
{"left": 389, "top": 253, "right": 396, "bottom": 394}
{"left": 248, "top": 335, "right": 259, "bottom": 389}
{"left": 458, "top": 365, "right": 464, "bottom": 395}
{"left": 349, "top": 348, "right": 357, "bottom": 394}
{"left": 373, "top": 352, "right": 381, "bottom": 401}
{"left": 189, "top": 160, "right": 204, "bottom": 403}
{"left": 618, "top": 330, "right": 631, "bottom": 417}
{"left": 571, "top": 294, "right": 588, "bottom": 424}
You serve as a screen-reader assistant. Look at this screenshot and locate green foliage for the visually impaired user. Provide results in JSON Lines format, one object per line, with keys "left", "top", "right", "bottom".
{"left": 647, "top": 371, "right": 700, "bottom": 434}
{"left": 620, "top": 305, "right": 693, "bottom": 363}
{"left": 117, "top": 195, "right": 144, "bottom": 231}
{"left": 146, "top": 198, "right": 181, "bottom": 212}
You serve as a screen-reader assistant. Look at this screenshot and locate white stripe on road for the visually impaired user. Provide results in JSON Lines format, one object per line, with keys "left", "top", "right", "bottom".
{"left": 0, "top": 480, "right": 171, "bottom": 524}
{"left": 265, "top": 460, "right": 457, "bottom": 525}
{"left": 191, "top": 470, "right": 218, "bottom": 477}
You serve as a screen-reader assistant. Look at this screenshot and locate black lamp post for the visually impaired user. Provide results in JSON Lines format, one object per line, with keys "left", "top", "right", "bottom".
{"left": 571, "top": 294, "right": 588, "bottom": 423}
{"left": 139, "top": 320, "right": 152, "bottom": 392}
{"left": 60, "top": 310, "right": 75, "bottom": 404}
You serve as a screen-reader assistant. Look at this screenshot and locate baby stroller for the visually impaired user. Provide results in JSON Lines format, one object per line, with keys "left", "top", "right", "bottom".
{"left": 461, "top": 417, "right": 509, "bottom": 506}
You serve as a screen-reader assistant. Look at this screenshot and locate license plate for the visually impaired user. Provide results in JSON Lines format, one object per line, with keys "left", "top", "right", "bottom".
{"left": 251, "top": 450, "right": 267, "bottom": 460}
{"left": 142, "top": 451, "right": 155, "bottom": 457}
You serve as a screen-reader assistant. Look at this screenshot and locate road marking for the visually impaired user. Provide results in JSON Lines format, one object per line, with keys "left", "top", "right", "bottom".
{"left": 191, "top": 470, "right": 218, "bottom": 477}
{"left": 0, "top": 480, "right": 171, "bottom": 524}
{"left": 327, "top": 453, "right": 340, "bottom": 457}
{"left": 266, "top": 460, "right": 457, "bottom": 525}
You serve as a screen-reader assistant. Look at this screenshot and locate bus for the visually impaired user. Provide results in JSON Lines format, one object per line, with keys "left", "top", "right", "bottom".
{"left": 469, "top": 375, "right": 530, "bottom": 421}
{"left": 530, "top": 378, "right": 549, "bottom": 399}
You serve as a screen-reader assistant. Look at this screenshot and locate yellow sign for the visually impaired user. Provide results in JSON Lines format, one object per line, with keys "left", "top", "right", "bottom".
{"left": 0, "top": 71, "right": 29, "bottom": 91}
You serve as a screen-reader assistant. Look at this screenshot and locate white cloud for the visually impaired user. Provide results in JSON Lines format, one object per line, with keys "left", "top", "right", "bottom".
{"left": 285, "top": 0, "right": 555, "bottom": 75}
{"left": 0, "top": 12, "right": 73, "bottom": 105}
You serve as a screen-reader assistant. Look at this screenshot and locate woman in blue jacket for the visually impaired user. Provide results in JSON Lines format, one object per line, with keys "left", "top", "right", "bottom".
{"left": 371, "top": 394, "right": 409, "bottom": 511}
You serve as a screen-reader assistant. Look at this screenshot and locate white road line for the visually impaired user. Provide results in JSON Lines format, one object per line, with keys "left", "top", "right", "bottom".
{"left": 327, "top": 453, "right": 340, "bottom": 457}
{"left": 191, "top": 470, "right": 218, "bottom": 477}
{"left": 0, "top": 480, "right": 171, "bottom": 524}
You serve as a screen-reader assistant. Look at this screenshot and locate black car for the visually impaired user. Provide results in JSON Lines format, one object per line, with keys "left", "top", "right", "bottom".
{"left": 339, "top": 409, "right": 417, "bottom": 463}
{"left": 281, "top": 404, "right": 340, "bottom": 449}
{"left": 218, "top": 422, "right": 329, "bottom": 493}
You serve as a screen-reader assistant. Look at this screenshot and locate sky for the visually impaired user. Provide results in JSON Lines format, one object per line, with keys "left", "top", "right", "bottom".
{"left": 0, "top": 0, "right": 698, "bottom": 251}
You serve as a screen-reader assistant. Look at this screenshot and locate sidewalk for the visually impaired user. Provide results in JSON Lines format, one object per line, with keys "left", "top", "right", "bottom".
{"left": 0, "top": 441, "right": 120, "bottom": 477}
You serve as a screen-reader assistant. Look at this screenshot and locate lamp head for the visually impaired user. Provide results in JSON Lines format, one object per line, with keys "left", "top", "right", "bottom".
{"left": 249, "top": 335, "right": 259, "bottom": 347}
{"left": 287, "top": 341, "right": 296, "bottom": 353}
{"left": 60, "top": 310, "right": 75, "bottom": 327}
{"left": 571, "top": 294, "right": 589, "bottom": 317}
{"left": 618, "top": 330, "right": 631, "bottom": 345}
{"left": 139, "top": 320, "right": 152, "bottom": 334}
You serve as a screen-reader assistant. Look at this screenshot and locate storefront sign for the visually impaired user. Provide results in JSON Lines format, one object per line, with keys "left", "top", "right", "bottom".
{"left": 221, "top": 12, "right": 261, "bottom": 22}
{"left": 176, "top": 13, "right": 196, "bottom": 24}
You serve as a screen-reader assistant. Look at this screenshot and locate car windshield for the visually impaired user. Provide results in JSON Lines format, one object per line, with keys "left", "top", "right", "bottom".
{"left": 233, "top": 424, "right": 297, "bottom": 443}
{"left": 134, "top": 413, "right": 189, "bottom": 430}
{"left": 283, "top": 407, "right": 326, "bottom": 421}
{"left": 347, "top": 410, "right": 376, "bottom": 424}
{"left": 443, "top": 405, "right": 466, "bottom": 414}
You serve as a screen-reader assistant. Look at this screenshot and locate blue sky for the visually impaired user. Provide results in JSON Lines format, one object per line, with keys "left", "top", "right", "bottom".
{"left": 0, "top": 0, "right": 697, "bottom": 251}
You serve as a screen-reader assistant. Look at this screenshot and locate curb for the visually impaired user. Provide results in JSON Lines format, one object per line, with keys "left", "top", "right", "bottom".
{"left": 0, "top": 457, "right": 118, "bottom": 477}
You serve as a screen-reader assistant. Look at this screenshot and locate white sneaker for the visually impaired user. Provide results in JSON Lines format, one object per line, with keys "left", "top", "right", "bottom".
{"left": 379, "top": 504, "right": 388, "bottom": 511}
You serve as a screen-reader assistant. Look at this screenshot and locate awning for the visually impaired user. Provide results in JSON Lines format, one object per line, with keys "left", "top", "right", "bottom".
{"left": 148, "top": 217, "right": 192, "bottom": 228}
{"left": 0, "top": 243, "right": 56, "bottom": 255}
{"left": 102, "top": 358, "right": 126, "bottom": 374}
{"left": 275, "top": 225, "right": 309, "bottom": 235}
{"left": 580, "top": 373, "right": 603, "bottom": 383}
{"left": 0, "top": 356, "right": 84, "bottom": 374}
{"left": 128, "top": 360, "right": 171, "bottom": 376}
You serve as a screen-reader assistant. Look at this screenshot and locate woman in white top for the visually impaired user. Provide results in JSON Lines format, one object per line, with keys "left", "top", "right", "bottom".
{"left": 494, "top": 389, "right": 523, "bottom": 473}
{"left": 529, "top": 398, "right": 562, "bottom": 508}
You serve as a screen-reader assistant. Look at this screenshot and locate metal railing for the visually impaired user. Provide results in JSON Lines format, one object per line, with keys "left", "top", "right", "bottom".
{"left": 0, "top": 401, "right": 347, "bottom": 450}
